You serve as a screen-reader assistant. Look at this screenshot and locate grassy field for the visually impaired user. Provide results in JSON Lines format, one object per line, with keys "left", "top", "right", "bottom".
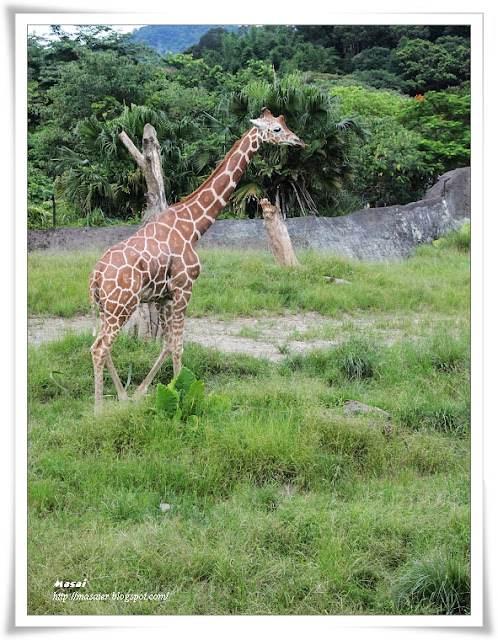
{"left": 27, "top": 230, "right": 470, "bottom": 615}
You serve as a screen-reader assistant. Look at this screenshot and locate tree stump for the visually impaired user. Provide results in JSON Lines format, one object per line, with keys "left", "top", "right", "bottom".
{"left": 260, "top": 198, "right": 300, "bottom": 267}
{"left": 119, "top": 124, "right": 167, "bottom": 338}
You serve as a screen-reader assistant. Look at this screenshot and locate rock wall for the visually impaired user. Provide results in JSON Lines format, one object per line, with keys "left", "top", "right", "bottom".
{"left": 199, "top": 167, "right": 470, "bottom": 261}
{"left": 28, "top": 167, "right": 470, "bottom": 262}
{"left": 28, "top": 224, "right": 139, "bottom": 254}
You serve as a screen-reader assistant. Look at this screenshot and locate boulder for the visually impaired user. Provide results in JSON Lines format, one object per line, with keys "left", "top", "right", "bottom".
{"left": 423, "top": 166, "right": 470, "bottom": 221}
{"left": 199, "top": 167, "right": 470, "bottom": 261}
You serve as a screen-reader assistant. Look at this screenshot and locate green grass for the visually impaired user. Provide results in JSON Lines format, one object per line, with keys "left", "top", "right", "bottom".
{"left": 28, "top": 240, "right": 469, "bottom": 319}
{"left": 392, "top": 552, "right": 470, "bottom": 614}
{"left": 28, "top": 250, "right": 102, "bottom": 317}
{"left": 27, "top": 241, "right": 470, "bottom": 615}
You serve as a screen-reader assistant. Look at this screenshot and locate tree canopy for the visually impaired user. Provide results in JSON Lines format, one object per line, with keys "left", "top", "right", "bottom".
{"left": 27, "top": 24, "right": 470, "bottom": 228}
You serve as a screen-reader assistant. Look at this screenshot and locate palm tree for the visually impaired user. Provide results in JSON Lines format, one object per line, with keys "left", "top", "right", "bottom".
{"left": 219, "top": 71, "right": 367, "bottom": 217}
{"left": 54, "top": 104, "right": 201, "bottom": 222}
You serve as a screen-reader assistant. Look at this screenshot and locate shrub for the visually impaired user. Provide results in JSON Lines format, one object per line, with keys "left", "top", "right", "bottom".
{"left": 28, "top": 164, "right": 54, "bottom": 229}
{"left": 351, "top": 115, "right": 437, "bottom": 206}
{"left": 398, "top": 91, "right": 470, "bottom": 173}
{"left": 330, "top": 85, "right": 405, "bottom": 118}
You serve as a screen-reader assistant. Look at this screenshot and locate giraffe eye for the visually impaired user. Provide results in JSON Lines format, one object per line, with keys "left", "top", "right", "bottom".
{"left": 273, "top": 126, "right": 282, "bottom": 133}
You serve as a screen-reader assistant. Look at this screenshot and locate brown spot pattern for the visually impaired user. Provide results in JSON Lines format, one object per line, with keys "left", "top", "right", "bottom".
{"left": 90, "top": 116, "right": 305, "bottom": 411}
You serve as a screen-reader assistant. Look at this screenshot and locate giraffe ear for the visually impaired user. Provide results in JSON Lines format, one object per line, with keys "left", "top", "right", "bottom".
{"left": 250, "top": 118, "right": 268, "bottom": 132}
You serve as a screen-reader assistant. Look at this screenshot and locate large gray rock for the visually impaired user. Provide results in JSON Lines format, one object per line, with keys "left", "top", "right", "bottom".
{"left": 423, "top": 166, "right": 470, "bottom": 220}
{"left": 199, "top": 196, "right": 455, "bottom": 261}
{"left": 199, "top": 167, "right": 470, "bottom": 261}
{"left": 28, "top": 167, "right": 470, "bottom": 262}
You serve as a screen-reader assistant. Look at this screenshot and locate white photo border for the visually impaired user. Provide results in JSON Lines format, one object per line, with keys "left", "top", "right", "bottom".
{"left": 15, "top": 9, "right": 484, "bottom": 632}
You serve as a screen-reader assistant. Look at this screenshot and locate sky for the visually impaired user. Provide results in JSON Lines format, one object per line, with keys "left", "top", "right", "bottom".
{"left": 27, "top": 24, "right": 146, "bottom": 38}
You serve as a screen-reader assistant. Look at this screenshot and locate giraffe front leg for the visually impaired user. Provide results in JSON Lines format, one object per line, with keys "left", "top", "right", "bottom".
{"left": 106, "top": 353, "right": 128, "bottom": 402}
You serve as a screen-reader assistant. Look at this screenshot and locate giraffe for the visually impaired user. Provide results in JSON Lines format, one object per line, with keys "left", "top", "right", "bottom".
{"left": 89, "top": 108, "right": 305, "bottom": 412}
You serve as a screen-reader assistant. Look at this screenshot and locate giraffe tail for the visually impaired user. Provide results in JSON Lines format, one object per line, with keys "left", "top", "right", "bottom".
{"left": 89, "top": 275, "right": 100, "bottom": 337}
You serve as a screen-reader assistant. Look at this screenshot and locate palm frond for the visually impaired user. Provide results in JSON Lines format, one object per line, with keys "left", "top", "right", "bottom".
{"left": 75, "top": 115, "right": 103, "bottom": 141}
{"left": 229, "top": 182, "right": 262, "bottom": 216}
{"left": 191, "top": 149, "right": 213, "bottom": 174}
{"left": 118, "top": 104, "right": 166, "bottom": 139}
{"left": 53, "top": 146, "right": 89, "bottom": 170}
{"left": 335, "top": 116, "right": 370, "bottom": 140}
{"left": 203, "top": 112, "right": 235, "bottom": 139}
{"left": 230, "top": 182, "right": 262, "bottom": 202}
{"left": 244, "top": 80, "right": 271, "bottom": 105}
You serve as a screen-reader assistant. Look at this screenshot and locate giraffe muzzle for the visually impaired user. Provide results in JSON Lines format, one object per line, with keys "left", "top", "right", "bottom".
{"left": 290, "top": 136, "right": 306, "bottom": 148}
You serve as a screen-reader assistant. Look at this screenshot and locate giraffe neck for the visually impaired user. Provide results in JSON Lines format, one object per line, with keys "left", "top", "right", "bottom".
{"left": 178, "top": 127, "right": 262, "bottom": 238}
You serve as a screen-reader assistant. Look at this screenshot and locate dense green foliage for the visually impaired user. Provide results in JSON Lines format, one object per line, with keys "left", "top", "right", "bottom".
{"left": 28, "top": 24, "right": 470, "bottom": 227}
{"left": 399, "top": 91, "right": 470, "bottom": 172}
{"left": 28, "top": 244, "right": 470, "bottom": 615}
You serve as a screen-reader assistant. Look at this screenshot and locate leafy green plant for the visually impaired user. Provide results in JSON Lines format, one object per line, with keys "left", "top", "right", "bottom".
{"left": 351, "top": 115, "right": 437, "bottom": 206}
{"left": 394, "top": 36, "right": 470, "bottom": 94}
{"left": 331, "top": 85, "right": 406, "bottom": 118}
{"left": 156, "top": 367, "right": 231, "bottom": 423}
{"left": 28, "top": 163, "right": 55, "bottom": 229}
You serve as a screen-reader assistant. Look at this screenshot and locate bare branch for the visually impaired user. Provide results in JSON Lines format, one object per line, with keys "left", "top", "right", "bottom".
{"left": 118, "top": 131, "right": 144, "bottom": 169}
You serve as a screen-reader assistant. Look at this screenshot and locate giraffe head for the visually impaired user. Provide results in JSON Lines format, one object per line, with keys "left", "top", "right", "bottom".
{"left": 250, "top": 107, "right": 306, "bottom": 148}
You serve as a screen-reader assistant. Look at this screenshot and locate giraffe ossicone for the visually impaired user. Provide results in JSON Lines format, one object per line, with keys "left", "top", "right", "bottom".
{"left": 89, "top": 109, "right": 305, "bottom": 412}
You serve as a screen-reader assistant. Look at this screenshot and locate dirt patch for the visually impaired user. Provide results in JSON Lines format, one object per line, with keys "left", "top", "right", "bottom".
{"left": 27, "top": 313, "right": 332, "bottom": 361}
{"left": 28, "top": 311, "right": 416, "bottom": 361}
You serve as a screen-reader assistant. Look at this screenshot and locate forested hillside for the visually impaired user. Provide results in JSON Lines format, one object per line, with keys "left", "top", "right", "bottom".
{"left": 28, "top": 24, "right": 470, "bottom": 229}
{"left": 131, "top": 25, "right": 239, "bottom": 55}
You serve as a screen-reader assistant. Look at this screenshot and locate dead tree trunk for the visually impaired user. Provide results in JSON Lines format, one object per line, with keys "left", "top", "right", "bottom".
{"left": 260, "top": 198, "right": 300, "bottom": 267}
{"left": 118, "top": 124, "right": 167, "bottom": 338}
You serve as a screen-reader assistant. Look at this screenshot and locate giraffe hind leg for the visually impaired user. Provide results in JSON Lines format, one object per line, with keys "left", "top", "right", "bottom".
{"left": 91, "top": 331, "right": 109, "bottom": 413}
{"left": 91, "top": 324, "right": 123, "bottom": 412}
